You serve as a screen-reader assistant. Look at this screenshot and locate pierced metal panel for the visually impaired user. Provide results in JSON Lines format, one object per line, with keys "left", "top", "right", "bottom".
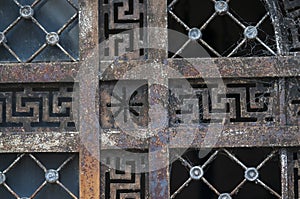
{"left": 100, "top": 80, "right": 148, "bottom": 129}
{"left": 169, "top": 78, "right": 279, "bottom": 126}
{"left": 99, "top": 0, "right": 147, "bottom": 60}
{"left": 286, "top": 78, "right": 300, "bottom": 126}
{"left": 289, "top": 149, "right": 300, "bottom": 199}
{"left": 170, "top": 148, "right": 281, "bottom": 199}
{"left": 168, "top": 0, "right": 277, "bottom": 57}
{"left": 0, "top": 0, "right": 79, "bottom": 62}
{"left": 101, "top": 150, "right": 148, "bottom": 199}
{"left": 0, "top": 83, "right": 76, "bottom": 132}
{"left": 0, "top": 153, "right": 79, "bottom": 199}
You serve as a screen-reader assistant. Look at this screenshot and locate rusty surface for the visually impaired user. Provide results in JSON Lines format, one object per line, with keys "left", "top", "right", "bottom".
{"left": 0, "top": 62, "right": 79, "bottom": 83}
{"left": 80, "top": 146, "right": 100, "bottom": 199}
{"left": 0, "top": 132, "right": 79, "bottom": 152}
{"left": 100, "top": 56, "right": 300, "bottom": 80}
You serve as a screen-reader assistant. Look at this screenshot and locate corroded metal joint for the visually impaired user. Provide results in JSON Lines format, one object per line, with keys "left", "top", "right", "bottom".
{"left": 218, "top": 193, "right": 232, "bottom": 199}
{"left": 245, "top": 167, "right": 259, "bottom": 181}
{"left": 188, "top": 28, "right": 202, "bottom": 40}
{"left": 189, "top": 166, "right": 204, "bottom": 180}
{"left": 20, "top": 5, "right": 34, "bottom": 19}
{"left": 45, "top": 169, "right": 59, "bottom": 183}
{"left": 244, "top": 26, "right": 258, "bottom": 39}
{"left": 46, "top": 32, "right": 60, "bottom": 46}
{"left": 215, "top": 1, "right": 228, "bottom": 15}
{"left": 0, "top": 32, "right": 6, "bottom": 45}
{"left": 0, "top": 171, "right": 6, "bottom": 185}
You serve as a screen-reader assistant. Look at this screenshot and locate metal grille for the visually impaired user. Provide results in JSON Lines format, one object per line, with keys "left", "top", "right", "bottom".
{"left": 170, "top": 148, "right": 281, "bottom": 199}
{"left": 0, "top": 0, "right": 79, "bottom": 62}
{"left": 100, "top": 150, "right": 148, "bottom": 199}
{"left": 0, "top": 83, "right": 76, "bottom": 132}
{"left": 99, "top": 0, "right": 147, "bottom": 60}
{"left": 0, "top": 153, "right": 79, "bottom": 199}
{"left": 168, "top": 0, "right": 277, "bottom": 57}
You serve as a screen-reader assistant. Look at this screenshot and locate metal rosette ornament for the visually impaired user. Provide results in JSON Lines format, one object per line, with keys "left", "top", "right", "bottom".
{"left": 74, "top": 27, "right": 226, "bottom": 173}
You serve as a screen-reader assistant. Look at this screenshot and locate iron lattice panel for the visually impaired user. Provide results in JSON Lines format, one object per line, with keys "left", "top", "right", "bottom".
{"left": 168, "top": 0, "right": 277, "bottom": 58}
{"left": 100, "top": 150, "right": 148, "bottom": 199}
{"left": 170, "top": 148, "right": 282, "bottom": 199}
{"left": 0, "top": 153, "right": 79, "bottom": 199}
{"left": 99, "top": 0, "right": 147, "bottom": 59}
{"left": 0, "top": 83, "right": 76, "bottom": 132}
{"left": 0, "top": 0, "right": 79, "bottom": 62}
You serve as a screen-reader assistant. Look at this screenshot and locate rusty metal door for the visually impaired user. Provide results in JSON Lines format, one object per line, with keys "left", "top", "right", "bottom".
{"left": 0, "top": 0, "right": 299, "bottom": 199}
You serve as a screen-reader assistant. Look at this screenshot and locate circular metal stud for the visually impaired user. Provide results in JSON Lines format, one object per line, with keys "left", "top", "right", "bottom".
{"left": 0, "top": 172, "right": 6, "bottom": 185}
{"left": 45, "top": 169, "right": 59, "bottom": 183}
{"left": 218, "top": 193, "right": 232, "bottom": 199}
{"left": 244, "top": 26, "right": 258, "bottom": 39}
{"left": 188, "top": 28, "right": 202, "bottom": 40}
{"left": 189, "top": 166, "right": 204, "bottom": 180}
{"left": 0, "top": 32, "right": 6, "bottom": 45}
{"left": 46, "top": 32, "right": 60, "bottom": 46}
{"left": 20, "top": 5, "right": 34, "bottom": 19}
{"left": 215, "top": 1, "right": 228, "bottom": 15}
{"left": 245, "top": 167, "right": 259, "bottom": 181}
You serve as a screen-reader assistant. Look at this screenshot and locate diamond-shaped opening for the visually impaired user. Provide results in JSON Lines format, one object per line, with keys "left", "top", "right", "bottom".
{"left": 5, "top": 155, "right": 44, "bottom": 197}
{"left": 0, "top": 185, "right": 15, "bottom": 199}
{"left": 232, "top": 148, "right": 273, "bottom": 167}
{"left": 35, "top": 183, "right": 77, "bottom": 199}
{"left": 259, "top": 155, "right": 281, "bottom": 194}
{"left": 0, "top": 46, "right": 19, "bottom": 62}
{"left": 201, "top": 14, "right": 242, "bottom": 56}
{"left": 0, "top": 1, "right": 19, "bottom": 31}
{"left": 234, "top": 182, "right": 279, "bottom": 199}
{"left": 229, "top": 0, "right": 268, "bottom": 23}
{"left": 0, "top": 154, "right": 18, "bottom": 172}
{"left": 18, "top": 0, "right": 37, "bottom": 5}
{"left": 168, "top": 0, "right": 215, "bottom": 33}
{"left": 6, "top": 19, "right": 45, "bottom": 62}
{"left": 203, "top": 151, "right": 244, "bottom": 192}
{"left": 34, "top": 0, "right": 77, "bottom": 32}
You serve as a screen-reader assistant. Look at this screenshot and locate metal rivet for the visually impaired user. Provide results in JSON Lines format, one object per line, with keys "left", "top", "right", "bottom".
{"left": 189, "top": 166, "right": 204, "bottom": 180}
{"left": 20, "top": 5, "right": 34, "bottom": 19}
{"left": 218, "top": 193, "right": 232, "bottom": 199}
{"left": 215, "top": 1, "right": 228, "bottom": 15}
{"left": 46, "top": 32, "right": 60, "bottom": 46}
{"left": 0, "top": 172, "right": 6, "bottom": 185}
{"left": 245, "top": 167, "right": 259, "bottom": 181}
{"left": 188, "top": 28, "right": 202, "bottom": 40}
{"left": 0, "top": 32, "right": 6, "bottom": 45}
{"left": 244, "top": 26, "right": 258, "bottom": 39}
{"left": 45, "top": 169, "right": 59, "bottom": 183}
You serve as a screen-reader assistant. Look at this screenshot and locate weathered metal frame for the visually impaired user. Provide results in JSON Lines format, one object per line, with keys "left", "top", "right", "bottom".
{"left": 0, "top": 0, "right": 299, "bottom": 199}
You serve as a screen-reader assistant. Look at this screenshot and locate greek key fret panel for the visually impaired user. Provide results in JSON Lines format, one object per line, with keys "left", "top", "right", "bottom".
{"left": 99, "top": 0, "right": 147, "bottom": 59}
{"left": 282, "top": 0, "right": 300, "bottom": 51}
{"left": 0, "top": 84, "right": 75, "bottom": 132}
{"left": 101, "top": 151, "right": 147, "bottom": 199}
{"left": 169, "top": 79, "right": 278, "bottom": 126}
{"left": 100, "top": 80, "right": 148, "bottom": 129}
{"left": 286, "top": 78, "right": 300, "bottom": 125}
